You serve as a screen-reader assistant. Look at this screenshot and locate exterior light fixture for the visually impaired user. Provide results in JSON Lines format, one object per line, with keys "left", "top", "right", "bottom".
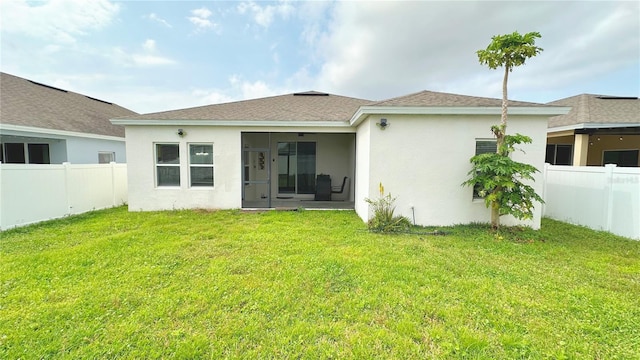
{"left": 377, "top": 118, "right": 389, "bottom": 130}
{"left": 619, "top": 136, "right": 623, "bottom": 141}
{"left": 177, "top": 129, "right": 186, "bottom": 137}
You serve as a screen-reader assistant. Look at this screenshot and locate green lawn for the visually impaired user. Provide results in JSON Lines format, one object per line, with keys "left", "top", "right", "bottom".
{"left": 1, "top": 207, "right": 639, "bottom": 359}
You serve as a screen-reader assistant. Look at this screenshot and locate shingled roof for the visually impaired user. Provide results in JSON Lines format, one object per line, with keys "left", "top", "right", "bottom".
{"left": 0, "top": 72, "right": 136, "bottom": 137}
{"left": 547, "top": 94, "right": 640, "bottom": 129}
{"left": 116, "top": 91, "right": 373, "bottom": 122}
{"left": 371, "top": 90, "right": 549, "bottom": 107}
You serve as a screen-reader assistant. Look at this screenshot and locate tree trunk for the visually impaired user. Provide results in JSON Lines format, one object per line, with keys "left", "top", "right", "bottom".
{"left": 490, "top": 64, "right": 511, "bottom": 230}
{"left": 491, "top": 200, "right": 500, "bottom": 229}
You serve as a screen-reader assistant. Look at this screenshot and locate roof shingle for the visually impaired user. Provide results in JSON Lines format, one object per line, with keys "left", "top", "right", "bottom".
{"left": 547, "top": 94, "right": 640, "bottom": 128}
{"left": 371, "top": 90, "right": 549, "bottom": 107}
{"left": 1, "top": 72, "right": 136, "bottom": 137}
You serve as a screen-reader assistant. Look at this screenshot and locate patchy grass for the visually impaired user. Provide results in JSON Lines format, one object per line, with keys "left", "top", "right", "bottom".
{"left": 1, "top": 207, "right": 639, "bottom": 359}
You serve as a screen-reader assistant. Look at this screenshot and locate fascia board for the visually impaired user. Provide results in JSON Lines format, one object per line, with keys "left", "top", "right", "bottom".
{"left": 110, "top": 119, "right": 353, "bottom": 128}
{"left": 547, "top": 122, "right": 640, "bottom": 133}
{"left": 350, "top": 106, "right": 572, "bottom": 126}
{"left": 0, "top": 124, "right": 125, "bottom": 141}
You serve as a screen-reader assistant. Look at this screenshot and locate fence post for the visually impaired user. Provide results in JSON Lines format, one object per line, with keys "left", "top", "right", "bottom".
{"left": 604, "top": 164, "right": 616, "bottom": 232}
{"left": 110, "top": 161, "right": 116, "bottom": 207}
{"left": 63, "top": 162, "right": 72, "bottom": 215}
{"left": 542, "top": 163, "right": 549, "bottom": 216}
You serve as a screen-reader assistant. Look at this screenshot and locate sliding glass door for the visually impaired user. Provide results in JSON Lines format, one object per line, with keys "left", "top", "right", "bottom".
{"left": 277, "top": 142, "right": 316, "bottom": 194}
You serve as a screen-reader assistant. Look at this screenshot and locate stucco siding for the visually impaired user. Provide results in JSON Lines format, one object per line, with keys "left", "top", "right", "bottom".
{"left": 354, "top": 117, "right": 372, "bottom": 220}
{"left": 363, "top": 114, "right": 547, "bottom": 229}
{"left": 66, "top": 137, "right": 126, "bottom": 164}
{"left": 125, "top": 126, "right": 242, "bottom": 211}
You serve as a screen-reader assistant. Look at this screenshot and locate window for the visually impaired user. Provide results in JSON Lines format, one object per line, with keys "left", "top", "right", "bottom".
{"left": 155, "top": 144, "right": 180, "bottom": 187}
{"left": 603, "top": 150, "right": 639, "bottom": 167}
{"left": 27, "top": 144, "right": 50, "bottom": 164}
{"left": 189, "top": 144, "right": 214, "bottom": 187}
{"left": 278, "top": 142, "right": 316, "bottom": 194}
{"left": 99, "top": 151, "right": 115, "bottom": 164}
{"left": 473, "top": 139, "right": 497, "bottom": 199}
{"left": 4, "top": 143, "right": 26, "bottom": 163}
{"left": 545, "top": 144, "right": 572, "bottom": 165}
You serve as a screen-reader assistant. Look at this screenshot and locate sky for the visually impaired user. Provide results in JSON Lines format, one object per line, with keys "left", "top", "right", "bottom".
{"left": 1, "top": 0, "right": 638, "bottom": 114}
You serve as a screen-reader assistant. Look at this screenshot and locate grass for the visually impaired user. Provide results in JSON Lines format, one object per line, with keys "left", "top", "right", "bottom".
{"left": 1, "top": 207, "right": 639, "bottom": 359}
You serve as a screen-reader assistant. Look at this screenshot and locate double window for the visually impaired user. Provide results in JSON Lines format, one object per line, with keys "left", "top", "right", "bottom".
{"left": 155, "top": 143, "right": 214, "bottom": 187}
{"left": 545, "top": 144, "right": 572, "bottom": 165}
{"left": 0, "top": 143, "right": 50, "bottom": 164}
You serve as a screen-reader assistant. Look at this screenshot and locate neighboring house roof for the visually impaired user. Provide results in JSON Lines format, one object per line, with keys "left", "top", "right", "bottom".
{"left": 0, "top": 72, "right": 136, "bottom": 138}
{"left": 547, "top": 94, "right": 640, "bottom": 131}
{"left": 115, "top": 91, "right": 373, "bottom": 123}
{"left": 371, "top": 90, "right": 548, "bottom": 107}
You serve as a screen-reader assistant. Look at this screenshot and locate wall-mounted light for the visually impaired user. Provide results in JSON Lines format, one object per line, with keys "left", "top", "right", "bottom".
{"left": 619, "top": 136, "right": 623, "bottom": 141}
{"left": 376, "top": 118, "right": 389, "bottom": 130}
{"left": 177, "top": 129, "right": 186, "bottom": 137}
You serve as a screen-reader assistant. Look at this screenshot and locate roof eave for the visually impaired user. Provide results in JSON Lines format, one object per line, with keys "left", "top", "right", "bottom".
{"left": 110, "top": 119, "right": 352, "bottom": 128}
{"left": 349, "top": 106, "right": 572, "bottom": 127}
{"left": 547, "top": 122, "right": 640, "bottom": 133}
{"left": 0, "top": 123, "right": 125, "bottom": 141}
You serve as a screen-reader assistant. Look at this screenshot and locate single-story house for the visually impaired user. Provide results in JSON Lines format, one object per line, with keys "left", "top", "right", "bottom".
{"left": 546, "top": 94, "right": 640, "bottom": 167}
{"left": 0, "top": 72, "right": 137, "bottom": 164}
{"left": 111, "top": 90, "right": 569, "bottom": 229}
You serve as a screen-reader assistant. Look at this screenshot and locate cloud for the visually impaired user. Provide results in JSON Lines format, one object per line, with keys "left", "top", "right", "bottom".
{"left": 237, "top": 0, "right": 294, "bottom": 28}
{"left": 110, "top": 39, "right": 175, "bottom": 67}
{"left": 308, "top": 1, "right": 639, "bottom": 102}
{"left": 0, "top": 0, "right": 119, "bottom": 43}
{"left": 145, "top": 13, "right": 172, "bottom": 28}
{"left": 188, "top": 7, "right": 219, "bottom": 32}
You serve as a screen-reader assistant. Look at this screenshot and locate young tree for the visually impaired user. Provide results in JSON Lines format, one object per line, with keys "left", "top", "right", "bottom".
{"left": 465, "top": 31, "right": 544, "bottom": 229}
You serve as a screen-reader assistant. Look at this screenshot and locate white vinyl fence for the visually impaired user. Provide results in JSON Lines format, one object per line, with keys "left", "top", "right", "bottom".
{"left": 0, "top": 162, "right": 127, "bottom": 230}
{"left": 543, "top": 164, "right": 640, "bottom": 240}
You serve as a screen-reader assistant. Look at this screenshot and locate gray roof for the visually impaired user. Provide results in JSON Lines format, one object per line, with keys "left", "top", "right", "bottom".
{"left": 117, "top": 91, "right": 373, "bottom": 122}
{"left": 0, "top": 72, "right": 136, "bottom": 137}
{"left": 371, "top": 90, "right": 549, "bottom": 107}
{"left": 547, "top": 94, "right": 640, "bottom": 128}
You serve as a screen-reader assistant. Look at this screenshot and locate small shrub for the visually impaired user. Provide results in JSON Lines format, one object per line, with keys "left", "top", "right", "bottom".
{"left": 365, "top": 183, "right": 411, "bottom": 233}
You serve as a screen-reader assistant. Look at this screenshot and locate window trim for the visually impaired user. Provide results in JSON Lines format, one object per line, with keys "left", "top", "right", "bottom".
{"left": 98, "top": 151, "right": 116, "bottom": 164}
{"left": 154, "top": 143, "right": 181, "bottom": 188}
{"left": 188, "top": 143, "right": 215, "bottom": 188}
{"left": 546, "top": 143, "right": 573, "bottom": 165}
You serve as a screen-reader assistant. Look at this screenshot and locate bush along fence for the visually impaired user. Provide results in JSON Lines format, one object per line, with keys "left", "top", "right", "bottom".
{"left": 0, "top": 162, "right": 127, "bottom": 230}
{"left": 542, "top": 164, "right": 640, "bottom": 240}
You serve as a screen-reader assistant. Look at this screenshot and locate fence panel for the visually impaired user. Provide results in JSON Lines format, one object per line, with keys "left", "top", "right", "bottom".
{"left": 543, "top": 164, "right": 640, "bottom": 240}
{"left": 0, "top": 163, "right": 127, "bottom": 230}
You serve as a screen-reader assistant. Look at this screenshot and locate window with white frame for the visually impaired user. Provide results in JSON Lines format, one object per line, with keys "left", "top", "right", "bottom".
{"left": 98, "top": 151, "right": 115, "bottom": 164}
{"left": 473, "top": 139, "right": 497, "bottom": 199}
{"left": 189, "top": 143, "right": 214, "bottom": 187}
{"left": 155, "top": 143, "right": 180, "bottom": 187}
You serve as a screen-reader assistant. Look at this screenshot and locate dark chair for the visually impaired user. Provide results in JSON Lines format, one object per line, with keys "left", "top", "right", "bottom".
{"left": 314, "top": 174, "right": 331, "bottom": 201}
{"left": 332, "top": 176, "right": 350, "bottom": 201}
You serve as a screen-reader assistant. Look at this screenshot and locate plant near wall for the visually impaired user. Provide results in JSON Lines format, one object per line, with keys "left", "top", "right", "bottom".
{"left": 365, "top": 183, "right": 411, "bottom": 233}
{"left": 464, "top": 31, "right": 544, "bottom": 229}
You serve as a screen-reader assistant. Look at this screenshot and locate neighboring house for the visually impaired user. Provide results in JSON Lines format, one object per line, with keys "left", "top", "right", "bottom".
{"left": 0, "top": 72, "right": 137, "bottom": 164}
{"left": 111, "top": 90, "right": 568, "bottom": 229}
{"left": 546, "top": 94, "right": 640, "bottom": 167}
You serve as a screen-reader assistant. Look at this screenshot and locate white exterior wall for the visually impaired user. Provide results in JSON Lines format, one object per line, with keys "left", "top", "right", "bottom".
{"left": 356, "top": 114, "right": 548, "bottom": 229}
{"left": 0, "top": 128, "right": 125, "bottom": 164}
{"left": 125, "top": 125, "right": 355, "bottom": 211}
{"left": 354, "top": 117, "right": 372, "bottom": 220}
{"left": 65, "top": 137, "right": 126, "bottom": 164}
{"left": 125, "top": 126, "right": 242, "bottom": 211}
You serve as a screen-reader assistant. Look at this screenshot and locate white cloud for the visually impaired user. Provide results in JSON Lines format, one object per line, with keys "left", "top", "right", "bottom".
{"left": 237, "top": 0, "right": 294, "bottom": 28}
{"left": 0, "top": 0, "right": 119, "bottom": 43}
{"left": 188, "top": 7, "right": 219, "bottom": 32}
{"left": 109, "top": 39, "right": 175, "bottom": 68}
{"left": 145, "top": 13, "right": 172, "bottom": 28}
{"left": 308, "top": 1, "right": 639, "bottom": 102}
